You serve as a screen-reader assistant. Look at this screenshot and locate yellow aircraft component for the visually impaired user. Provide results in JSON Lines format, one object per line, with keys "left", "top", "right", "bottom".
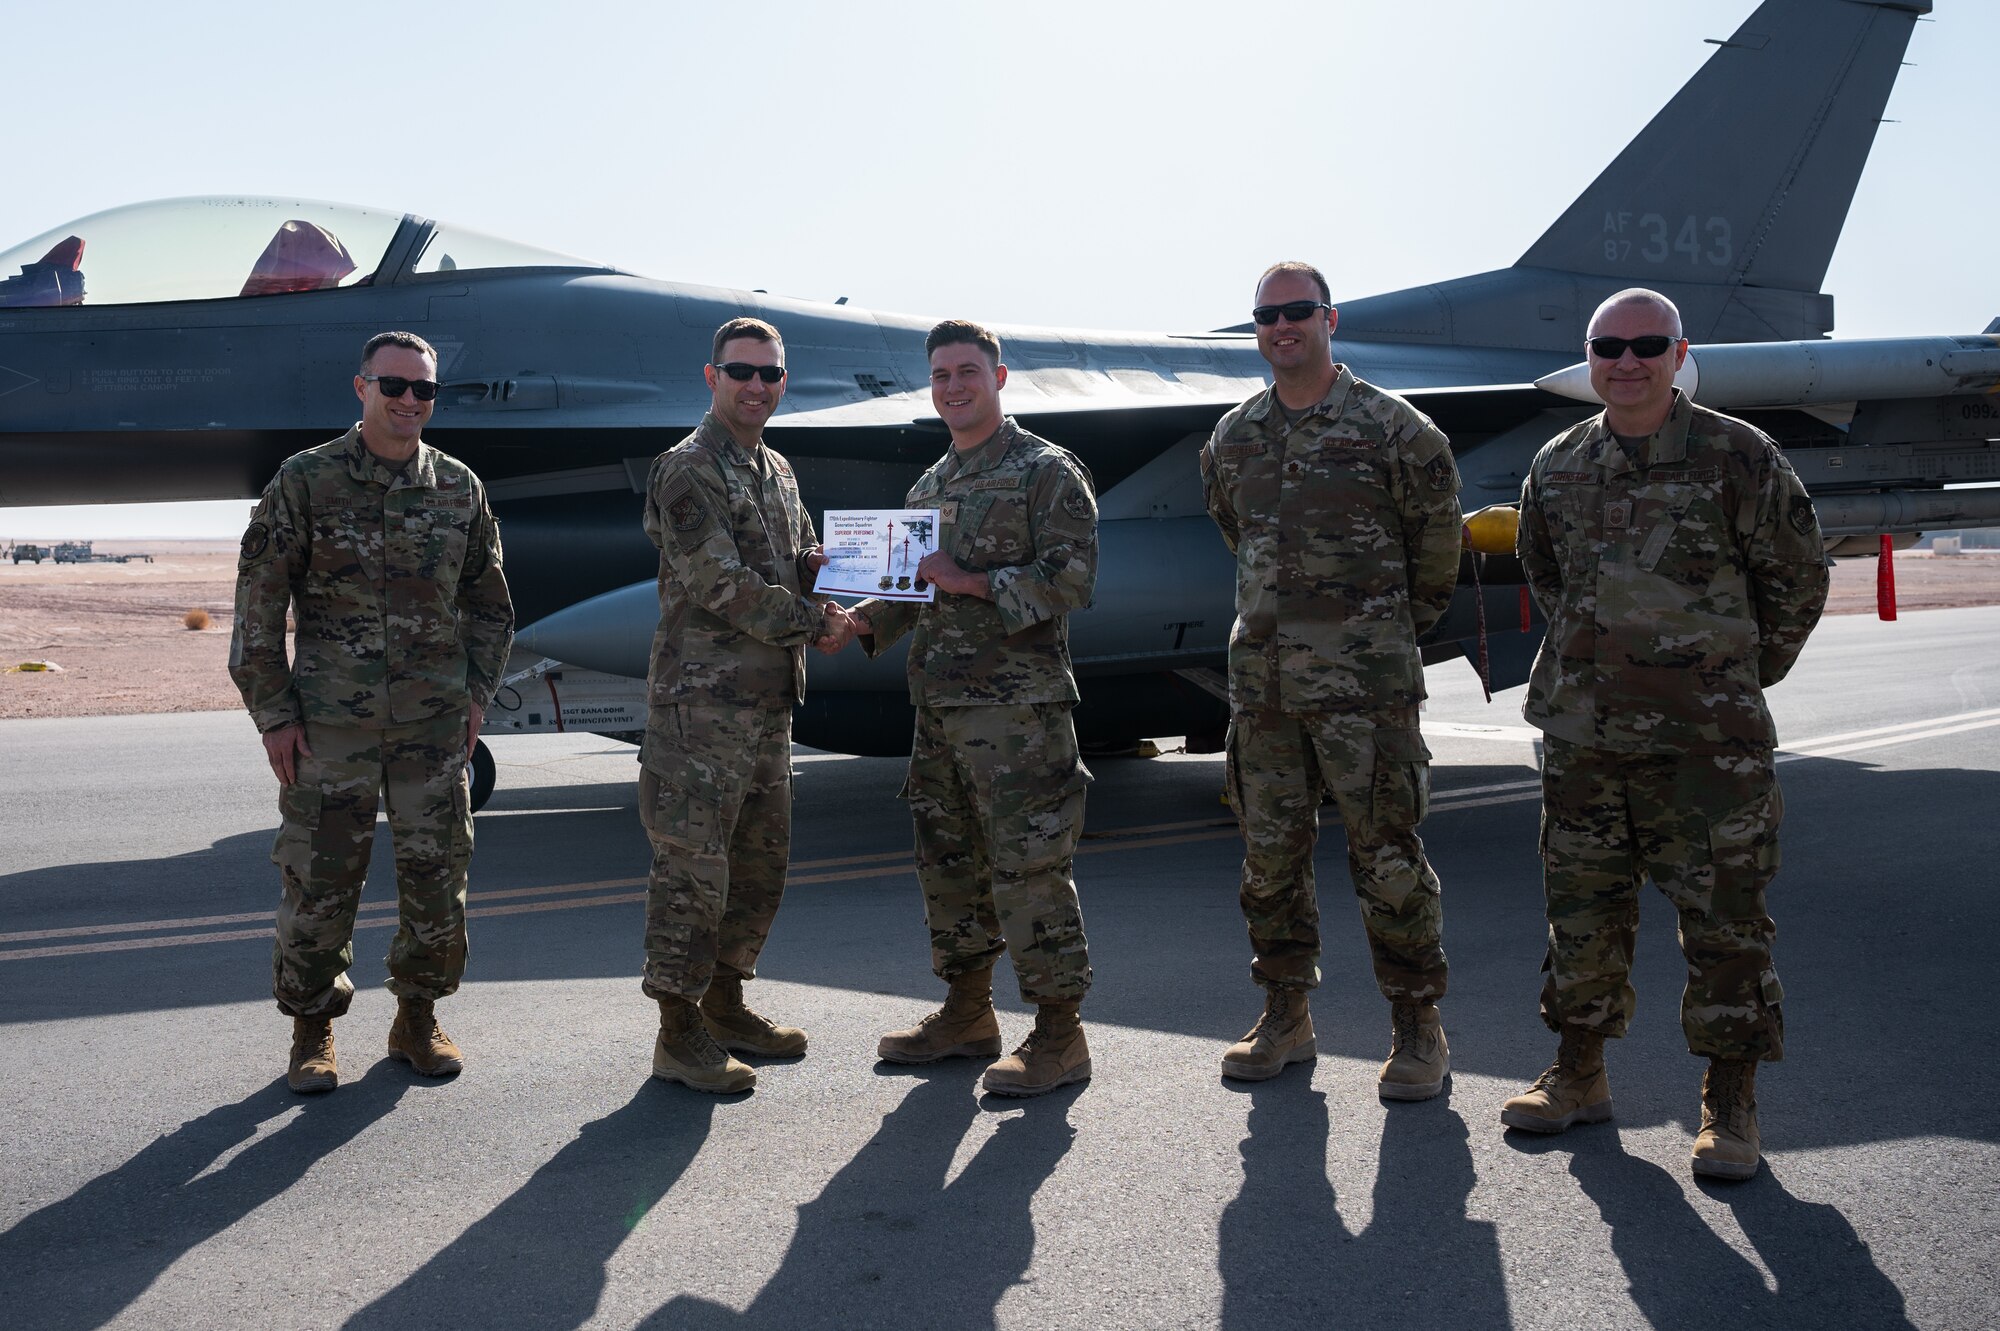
{"left": 1462, "top": 505, "right": 1520, "bottom": 555}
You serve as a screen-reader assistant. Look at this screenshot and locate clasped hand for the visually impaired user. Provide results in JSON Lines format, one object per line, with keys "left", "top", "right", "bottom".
{"left": 814, "top": 602, "right": 870, "bottom": 655}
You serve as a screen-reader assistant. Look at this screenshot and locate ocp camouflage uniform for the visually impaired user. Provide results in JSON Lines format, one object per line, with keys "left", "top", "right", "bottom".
{"left": 1517, "top": 389, "right": 1830, "bottom": 1060}
{"left": 640, "top": 414, "right": 827, "bottom": 1001}
{"left": 230, "top": 425, "right": 514, "bottom": 1018}
{"left": 857, "top": 417, "right": 1097, "bottom": 1002}
{"left": 1200, "top": 366, "right": 1462, "bottom": 999}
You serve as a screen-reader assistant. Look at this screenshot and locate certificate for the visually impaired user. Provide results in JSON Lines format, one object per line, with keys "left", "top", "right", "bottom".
{"left": 813, "top": 508, "right": 940, "bottom": 601}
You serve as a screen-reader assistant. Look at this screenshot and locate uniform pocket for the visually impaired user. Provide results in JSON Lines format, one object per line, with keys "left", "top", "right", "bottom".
{"left": 448, "top": 777, "right": 474, "bottom": 874}
{"left": 992, "top": 756, "right": 1090, "bottom": 875}
{"left": 271, "top": 783, "right": 323, "bottom": 876}
{"left": 650, "top": 768, "right": 722, "bottom": 854}
{"left": 416, "top": 507, "right": 470, "bottom": 581}
{"left": 1369, "top": 726, "right": 1432, "bottom": 827}
{"left": 1706, "top": 782, "right": 1782, "bottom": 919}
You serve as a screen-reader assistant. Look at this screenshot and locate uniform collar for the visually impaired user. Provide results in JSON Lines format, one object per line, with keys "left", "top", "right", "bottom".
{"left": 694, "top": 413, "right": 762, "bottom": 469}
{"left": 945, "top": 416, "right": 1019, "bottom": 479}
{"left": 343, "top": 424, "right": 438, "bottom": 491}
{"left": 1581, "top": 389, "right": 1693, "bottom": 472}
{"left": 1243, "top": 364, "right": 1355, "bottom": 426}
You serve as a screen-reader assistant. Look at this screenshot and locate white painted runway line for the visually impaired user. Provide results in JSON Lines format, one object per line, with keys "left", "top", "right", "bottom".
{"left": 7, "top": 704, "right": 1994, "bottom": 963}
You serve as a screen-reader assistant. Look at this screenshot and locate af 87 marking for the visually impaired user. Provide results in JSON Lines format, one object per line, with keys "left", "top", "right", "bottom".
{"left": 1601, "top": 211, "right": 1734, "bottom": 267}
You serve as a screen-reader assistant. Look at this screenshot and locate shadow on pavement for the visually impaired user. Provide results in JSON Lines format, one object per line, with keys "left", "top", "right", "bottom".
{"left": 645, "top": 1063, "right": 1076, "bottom": 1330}
{"left": 1218, "top": 1082, "right": 1508, "bottom": 1328}
{"left": 342, "top": 1081, "right": 717, "bottom": 1331}
{"left": 4, "top": 760, "right": 1996, "bottom": 1158}
{"left": 0, "top": 1064, "right": 412, "bottom": 1331}
{"left": 1502, "top": 1127, "right": 1917, "bottom": 1330}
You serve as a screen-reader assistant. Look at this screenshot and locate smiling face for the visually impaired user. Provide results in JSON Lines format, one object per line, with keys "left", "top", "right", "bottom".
{"left": 353, "top": 344, "right": 436, "bottom": 459}
{"left": 1586, "top": 296, "right": 1688, "bottom": 435}
{"left": 704, "top": 334, "right": 787, "bottom": 445}
{"left": 929, "top": 340, "right": 1008, "bottom": 447}
{"left": 1253, "top": 269, "right": 1337, "bottom": 377}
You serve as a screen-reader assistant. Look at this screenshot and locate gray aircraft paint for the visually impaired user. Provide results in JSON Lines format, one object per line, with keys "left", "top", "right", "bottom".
{"left": 2, "top": 0, "right": 1988, "bottom": 757}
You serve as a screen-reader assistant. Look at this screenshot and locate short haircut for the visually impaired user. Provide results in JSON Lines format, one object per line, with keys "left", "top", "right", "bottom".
{"left": 712, "top": 316, "right": 784, "bottom": 364}
{"left": 1257, "top": 261, "right": 1331, "bottom": 305}
{"left": 360, "top": 330, "right": 436, "bottom": 372}
{"left": 925, "top": 318, "right": 1001, "bottom": 368}
{"left": 1590, "top": 287, "right": 1685, "bottom": 339}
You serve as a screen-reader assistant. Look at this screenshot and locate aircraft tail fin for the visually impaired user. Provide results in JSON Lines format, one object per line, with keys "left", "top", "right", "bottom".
{"left": 1517, "top": 0, "right": 1927, "bottom": 295}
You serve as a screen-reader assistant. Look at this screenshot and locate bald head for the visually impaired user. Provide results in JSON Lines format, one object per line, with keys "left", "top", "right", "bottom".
{"left": 1588, "top": 288, "right": 1683, "bottom": 340}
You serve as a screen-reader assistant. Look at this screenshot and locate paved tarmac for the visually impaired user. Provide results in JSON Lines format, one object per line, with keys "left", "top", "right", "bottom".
{"left": 2, "top": 607, "right": 1996, "bottom": 1330}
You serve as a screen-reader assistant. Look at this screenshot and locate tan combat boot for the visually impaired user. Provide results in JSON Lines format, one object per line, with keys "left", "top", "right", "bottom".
{"left": 1691, "top": 1058, "right": 1762, "bottom": 1180}
{"left": 287, "top": 1016, "right": 338, "bottom": 1094}
{"left": 981, "top": 1000, "right": 1091, "bottom": 1097}
{"left": 654, "top": 996, "right": 756, "bottom": 1094}
{"left": 387, "top": 995, "right": 465, "bottom": 1076}
{"left": 876, "top": 965, "right": 1004, "bottom": 1065}
{"left": 1220, "top": 986, "right": 1315, "bottom": 1081}
{"left": 1379, "top": 1001, "right": 1451, "bottom": 1101}
{"left": 701, "top": 975, "right": 808, "bottom": 1058}
{"left": 1500, "top": 1028, "right": 1612, "bottom": 1133}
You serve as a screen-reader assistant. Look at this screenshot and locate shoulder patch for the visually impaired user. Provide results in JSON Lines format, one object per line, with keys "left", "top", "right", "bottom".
{"left": 1063, "top": 488, "right": 1093, "bottom": 520}
{"left": 240, "top": 522, "right": 270, "bottom": 561}
{"left": 660, "top": 472, "right": 710, "bottom": 549}
{"left": 1788, "top": 494, "right": 1818, "bottom": 536}
{"left": 668, "top": 490, "right": 705, "bottom": 533}
{"left": 1425, "top": 452, "right": 1457, "bottom": 491}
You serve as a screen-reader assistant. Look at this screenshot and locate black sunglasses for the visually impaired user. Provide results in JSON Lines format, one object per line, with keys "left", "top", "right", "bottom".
{"left": 1251, "top": 300, "right": 1332, "bottom": 326}
{"left": 1587, "top": 335, "right": 1678, "bottom": 360}
{"left": 715, "top": 361, "right": 786, "bottom": 384}
{"left": 361, "top": 374, "right": 440, "bottom": 401}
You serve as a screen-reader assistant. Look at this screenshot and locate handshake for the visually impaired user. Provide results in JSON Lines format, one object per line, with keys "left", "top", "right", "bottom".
{"left": 815, "top": 602, "right": 870, "bottom": 655}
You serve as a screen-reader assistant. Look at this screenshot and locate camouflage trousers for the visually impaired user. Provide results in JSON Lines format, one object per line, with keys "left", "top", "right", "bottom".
{"left": 638, "top": 702, "right": 792, "bottom": 1002}
{"left": 1538, "top": 737, "right": 1785, "bottom": 1061}
{"left": 904, "top": 701, "right": 1092, "bottom": 1003}
{"left": 270, "top": 713, "right": 473, "bottom": 1019}
{"left": 1226, "top": 706, "right": 1447, "bottom": 1001}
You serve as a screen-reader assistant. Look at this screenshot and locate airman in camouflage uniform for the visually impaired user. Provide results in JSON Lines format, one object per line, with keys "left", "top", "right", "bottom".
{"left": 1501, "top": 288, "right": 1830, "bottom": 1181}
{"left": 1200, "top": 262, "right": 1462, "bottom": 1097}
{"left": 231, "top": 330, "right": 513, "bottom": 1094}
{"left": 640, "top": 317, "right": 852, "bottom": 1095}
{"left": 840, "top": 319, "right": 1098, "bottom": 1098}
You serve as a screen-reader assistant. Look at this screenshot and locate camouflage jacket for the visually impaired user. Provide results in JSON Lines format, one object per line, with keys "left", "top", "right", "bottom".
{"left": 1517, "top": 391, "right": 1830, "bottom": 753}
{"left": 642, "top": 414, "right": 826, "bottom": 711}
{"left": 229, "top": 426, "right": 514, "bottom": 732}
{"left": 1200, "top": 367, "right": 1462, "bottom": 714}
{"left": 859, "top": 417, "right": 1097, "bottom": 707}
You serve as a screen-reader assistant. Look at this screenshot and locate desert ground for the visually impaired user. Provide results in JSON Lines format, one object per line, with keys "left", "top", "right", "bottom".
{"left": 3, "top": 540, "right": 1997, "bottom": 720}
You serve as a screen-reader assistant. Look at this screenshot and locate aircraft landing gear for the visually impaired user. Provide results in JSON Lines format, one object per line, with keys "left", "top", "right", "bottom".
{"left": 468, "top": 738, "right": 496, "bottom": 813}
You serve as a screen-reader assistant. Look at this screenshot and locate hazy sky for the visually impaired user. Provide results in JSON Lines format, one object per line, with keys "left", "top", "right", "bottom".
{"left": 3, "top": 0, "right": 1988, "bottom": 540}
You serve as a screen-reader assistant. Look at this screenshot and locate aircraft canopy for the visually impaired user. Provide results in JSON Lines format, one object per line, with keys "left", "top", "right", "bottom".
{"left": 0, "top": 197, "right": 606, "bottom": 308}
